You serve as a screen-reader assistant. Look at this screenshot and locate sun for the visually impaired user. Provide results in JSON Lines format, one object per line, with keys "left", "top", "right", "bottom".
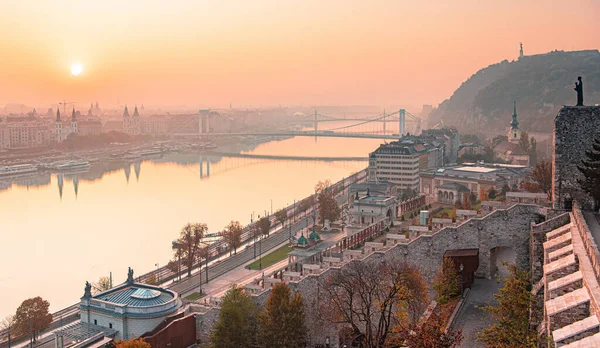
{"left": 71, "top": 63, "right": 84, "bottom": 76}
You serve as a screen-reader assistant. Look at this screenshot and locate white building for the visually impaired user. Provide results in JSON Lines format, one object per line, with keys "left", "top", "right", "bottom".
{"left": 77, "top": 268, "right": 182, "bottom": 341}
{"left": 54, "top": 108, "right": 78, "bottom": 143}
{"left": 346, "top": 193, "right": 396, "bottom": 236}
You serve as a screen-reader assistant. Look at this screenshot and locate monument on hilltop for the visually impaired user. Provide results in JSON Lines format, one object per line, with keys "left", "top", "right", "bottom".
{"left": 575, "top": 76, "right": 584, "bottom": 106}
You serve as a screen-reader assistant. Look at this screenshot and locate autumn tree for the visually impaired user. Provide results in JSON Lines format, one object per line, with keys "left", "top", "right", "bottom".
{"left": 174, "top": 222, "right": 208, "bottom": 277}
{"left": 578, "top": 135, "right": 600, "bottom": 210}
{"left": 479, "top": 188, "right": 489, "bottom": 202}
{"left": 478, "top": 263, "right": 536, "bottom": 347}
{"left": 529, "top": 137, "right": 537, "bottom": 166}
{"left": 521, "top": 159, "right": 552, "bottom": 200}
{"left": 518, "top": 131, "right": 530, "bottom": 153}
{"left": 274, "top": 208, "right": 288, "bottom": 229}
{"left": 13, "top": 297, "right": 52, "bottom": 343}
{"left": 113, "top": 337, "right": 151, "bottom": 348}
{"left": 321, "top": 259, "right": 428, "bottom": 348}
{"left": 297, "top": 197, "right": 314, "bottom": 218}
{"left": 257, "top": 282, "right": 306, "bottom": 348}
{"left": 433, "top": 258, "right": 461, "bottom": 305}
{"left": 315, "top": 180, "right": 341, "bottom": 225}
{"left": 390, "top": 311, "right": 463, "bottom": 348}
{"left": 222, "top": 220, "right": 243, "bottom": 255}
{"left": 145, "top": 273, "right": 158, "bottom": 286}
{"left": 258, "top": 216, "right": 271, "bottom": 237}
{"left": 211, "top": 285, "right": 258, "bottom": 348}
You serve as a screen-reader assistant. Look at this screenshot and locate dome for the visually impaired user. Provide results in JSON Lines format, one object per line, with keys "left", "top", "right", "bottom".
{"left": 297, "top": 235, "right": 309, "bottom": 246}
{"left": 130, "top": 288, "right": 161, "bottom": 300}
{"left": 309, "top": 230, "right": 320, "bottom": 242}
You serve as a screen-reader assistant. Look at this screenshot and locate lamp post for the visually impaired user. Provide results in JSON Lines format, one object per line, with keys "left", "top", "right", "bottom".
{"left": 270, "top": 199, "right": 273, "bottom": 215}
{"left": 155, "top": 263, "right": 160, "bottom": 283}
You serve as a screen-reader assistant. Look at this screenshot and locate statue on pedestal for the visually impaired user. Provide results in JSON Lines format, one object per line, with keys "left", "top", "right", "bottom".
{"left": 127, "top": 267, "right": 134, "bottom": 284}
{"left": 83, "top": 281, "right": 92, "bottom": 298}
{"left": 575, "top": 76, "right": 584, "bottom": 106}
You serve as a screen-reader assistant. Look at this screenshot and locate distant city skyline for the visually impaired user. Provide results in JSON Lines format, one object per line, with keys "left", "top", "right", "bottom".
{"left": 1, "top": 1, "right": 599, "bottom": 107}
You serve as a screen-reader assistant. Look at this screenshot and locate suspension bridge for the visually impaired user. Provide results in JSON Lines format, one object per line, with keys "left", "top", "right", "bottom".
{"left": 174, "top": 109, "right": 423, "bottom": 139}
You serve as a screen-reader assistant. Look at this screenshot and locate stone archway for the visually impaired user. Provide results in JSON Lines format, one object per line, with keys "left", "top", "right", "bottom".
{"left": 489, "top": 246, "right": 516, "bottom": 278}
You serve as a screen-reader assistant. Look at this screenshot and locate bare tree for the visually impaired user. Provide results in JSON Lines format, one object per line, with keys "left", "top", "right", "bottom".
{"left": 174, "top": 223, "right": 208, "bottom": 277}
{"left": 320, "top": 259, "right": 428, "bottom": 348}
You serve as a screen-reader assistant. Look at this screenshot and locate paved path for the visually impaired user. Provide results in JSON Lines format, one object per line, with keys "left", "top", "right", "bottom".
{"left": 455, "top": 247, "right": 514, "bottom": 347}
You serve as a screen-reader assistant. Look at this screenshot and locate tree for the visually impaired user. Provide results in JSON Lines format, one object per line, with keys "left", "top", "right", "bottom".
{"left": 479, "top": 188, "right": 489, "bottom": 202}
{"left": 257, "top": 282, "right": 306, "bottom": 348}
{"left": 390, "top": 311, "right": 463, "bottom": 348}
{"left": 433, "top": 258, "right": 461, "bottom": 305}
{"left": 315, "top": 180, "right": 341, "bottom": 225}
{"left": 501, "top": 184, "right": 510, "bottom": 196}
{"left": 478, "top": 263, "right": 536, "bottom": 347}
{"left": 521, "top": 160, "right": 552, "bottom": 200}
{"left": 145, "top": 273, "right": 158, "bottom": 285}
{"left": 258, "top": 216, "right": 271, "bottom": 237}
{"left": 95, "top": 276, "right": 111, "bottom": 293}
{"left": 13, "top": 297, "right": 52, "bottom": 343}
{"left": 1, "top": 315, "right": 16, "bottom": 343}
{"left": 211, "top": 285, "right": 258, "bottom": 348}
{"left": 297, "top": 197, "right": 313, "bottom": 218}
{"left": 320, "top": 260, "right": 428, "bottom": 348}
{"left": 222, "top": 220, "right": 243, "bottom": 255}
{"left": 175, "top": 222, "right": 208, "bottom": 277}
{"left": 274, "top": 209, "right": 287, "bottom": 229}
{"left": 529, "top": 137, "right": 537, "bottom": 166}
{"left": 113, "top": 337, "right": 151, "bottom": 348}
{"left": 488, "top": 188, "right": 497, "bottom": 200}
{"left": 518, "top": 131, "right": 530, "bottom": 153}
{"left": 461, "top": 133, "right": 481, "bottom": 144}
{"left": 491, "top": 135, "right": 508, "bottom": 148}
{"left": 578, "top": 135, "right": 600, "bottom": 210}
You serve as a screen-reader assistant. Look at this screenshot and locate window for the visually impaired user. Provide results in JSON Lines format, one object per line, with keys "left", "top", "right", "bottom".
{"left": 109, "top": 323, "right": 113, "bottom": 329}
{"left": 94, "top": 319, "right": 97, "bottom": 325}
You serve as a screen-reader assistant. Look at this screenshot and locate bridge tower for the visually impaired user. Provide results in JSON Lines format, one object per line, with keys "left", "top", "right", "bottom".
{"left": 314, "top": 109, "right": 318, "bottom": 134}
{"left": 200, "top": 156, "right": 204, "bottom": 178}
{"left": 399, "top": 109, "right": 406, "bottom": 136}
{"left": 383, "top": 109, "right": 386, "bottom": 136}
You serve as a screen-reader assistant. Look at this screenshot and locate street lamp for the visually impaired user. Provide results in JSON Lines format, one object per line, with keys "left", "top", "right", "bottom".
{"left": 270, "top": 199, "right": 273, "bottom": 215}
{"left": 155, "top": 263, "right": 160, "bottom": 283}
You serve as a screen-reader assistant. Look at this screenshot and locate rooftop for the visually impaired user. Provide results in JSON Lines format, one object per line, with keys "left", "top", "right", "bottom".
{"left": 95, "top": 285, "right": 174, "bottom": 307}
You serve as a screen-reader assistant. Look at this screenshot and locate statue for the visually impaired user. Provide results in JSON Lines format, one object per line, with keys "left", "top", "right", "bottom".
{"left": 575, "top": 76, "right": 584, "bottom": 106}
{"left": 83, "top": 281, "right": 92, "bottom": 298}
{"left": 127, "top": 267, "right": 134, "bottom": 284}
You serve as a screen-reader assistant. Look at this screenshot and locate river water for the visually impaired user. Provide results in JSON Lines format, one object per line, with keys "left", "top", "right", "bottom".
{"left": 0, "top": 135, "right": 384, "bottom": 318}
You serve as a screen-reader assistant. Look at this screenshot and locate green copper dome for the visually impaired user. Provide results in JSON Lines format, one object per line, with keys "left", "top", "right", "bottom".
{"left": 297, "top": 235, "right": 309, "bottom": 246}
{"left": 309, "top": 230, "right": 321, "bottom": 242}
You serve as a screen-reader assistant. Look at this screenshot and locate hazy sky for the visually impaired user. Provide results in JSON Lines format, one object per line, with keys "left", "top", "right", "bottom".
{"left": 0, "top": 0, "right": 598, "bottom": 108}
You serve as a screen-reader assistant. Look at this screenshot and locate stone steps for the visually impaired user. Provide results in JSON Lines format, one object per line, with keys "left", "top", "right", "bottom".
{"left": 552, "top": 315, "right": 599, "bottom": 346}
{"left": 544, "top": 254, "right": 578, "bottom": 282}
{"left": 548, "top": 271, "right": 584, "bottom": 299}
{"left": 561, "top": 331, "right": 600, "bottom": 347}
{"left": 547, "top": 224, "right": 572, "bottom": 240}
{"left": 544, "top": 232, "right": 573, "bottom": 254}
{"left": 549, "top": 244, "right": 574, "bottom": 263}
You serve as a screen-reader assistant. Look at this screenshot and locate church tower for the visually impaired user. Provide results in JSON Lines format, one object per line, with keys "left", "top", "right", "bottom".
{"left": 71, "top": 107, "right": 78, "bottom": 134}
{"left": 123, "top": 105, "right": 130, "bottom": 134}
{"left": 132, "top": 106, "right": 141, "bottom": 135}
{"left": 508, "top": 101, "right": 521, "bottom": 144}
{"left": 55, "top": 108, "right": 63, "bottom": 142}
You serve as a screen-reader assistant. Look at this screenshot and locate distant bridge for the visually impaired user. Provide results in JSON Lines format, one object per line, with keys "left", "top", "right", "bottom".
{"left": 176, "top": 131, "right": 399, "bottom": 140}
{"left": 205, "top": 151, "right": 368, "bottom": 161}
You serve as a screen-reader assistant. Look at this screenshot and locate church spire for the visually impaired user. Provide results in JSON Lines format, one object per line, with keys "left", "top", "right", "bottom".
{"left": 511, "top": 101, "right": 519, "bottom": 130}
{"left": 56, "top": 108, "right": 61, "bottom": 122}
{"left": 71, "top": 107, "right": 76, "bottom": 121}
{"left": 123, "top": 105, "right": 130, "bottom": 118}
{"left": 133, "top": 105, "right": 140, "bottom": 117}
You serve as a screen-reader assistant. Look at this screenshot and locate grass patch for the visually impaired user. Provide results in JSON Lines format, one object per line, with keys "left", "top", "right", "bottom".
{"left": 247, "top": 244, "right": 294, "bottom": 270}
{"left": 185, "top": 292, "right": 206, "bottom": 301}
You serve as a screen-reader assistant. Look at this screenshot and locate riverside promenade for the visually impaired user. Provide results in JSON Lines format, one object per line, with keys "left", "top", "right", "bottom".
{"left": 0, "top": 169, "right": 367, "bottom": 348}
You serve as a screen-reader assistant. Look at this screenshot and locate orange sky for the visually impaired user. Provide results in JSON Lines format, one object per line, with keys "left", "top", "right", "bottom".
{"left": 0, "top": 0, "right": 598, "bottom": 109}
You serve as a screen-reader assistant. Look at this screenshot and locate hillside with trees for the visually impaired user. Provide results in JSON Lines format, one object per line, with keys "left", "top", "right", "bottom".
{"left": 429, "top": 50, "right": 600, "bottom": 132}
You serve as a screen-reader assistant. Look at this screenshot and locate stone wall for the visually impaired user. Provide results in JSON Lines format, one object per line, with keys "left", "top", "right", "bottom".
{"left": 531, "top": 212, "right": 571, "bottom": 283}
{"left": 552, "top": 106, "right": 600, "bottom": 210}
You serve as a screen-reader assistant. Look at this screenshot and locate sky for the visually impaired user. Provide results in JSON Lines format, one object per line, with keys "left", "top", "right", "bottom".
{"left": 0, "top": 0, "right": 599, "bottom": 109}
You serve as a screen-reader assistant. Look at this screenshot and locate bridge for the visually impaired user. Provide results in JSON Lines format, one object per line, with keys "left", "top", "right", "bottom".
{"left": 176, "top": 108, "right": 423, "bottom": 139}
{"left": 204, "top": 151, "right": 368, "bottom": 162}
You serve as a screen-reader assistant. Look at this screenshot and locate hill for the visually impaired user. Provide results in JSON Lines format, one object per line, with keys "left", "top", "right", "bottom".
{"left": 429, "top": 50, "right": 600, "bottom": 133}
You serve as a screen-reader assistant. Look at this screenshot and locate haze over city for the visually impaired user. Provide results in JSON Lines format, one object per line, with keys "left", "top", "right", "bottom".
{"left": 2, "top": 2, "right": 600, "bottom": 348}
{"left": 1, "top": 0, "right": 599, "bottom": 108}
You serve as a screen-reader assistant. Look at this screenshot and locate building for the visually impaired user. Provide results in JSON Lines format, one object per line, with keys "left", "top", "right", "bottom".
{"left": 368, "top": 137, "right": 444, "bottom": 190}
{"left": 54, "top": 108, "right": 78, "bottom": 143}
{"left": 458, "top": 143, "right": 486, "bottom": 157}
{"left": 492, "top": 102, "right": 531, "bottom": 166}
{"left": 421, "top": 128, "right": 460, "bottom": 163}
{"left": 346, "top": 193, "right": 396, "bottom": 235}
{"left": 142, "top": 115, "right": 168, "bottom": 135}
{"left": 77, "top": 268, "right": 182, "bottom": 341}
{"left": 0, "top": 119, "right": 53, "bottom": 149}
{"left": 419, "top": 163, "right": 528, "bottom": 204}
{"left": 123, "top": 106, "right": 141, "bottom": 136}
{"left": 78, "top": 120, "right": 103, "bottom": 136}
{"left": 348, "top": 180, "right": 397, "bottom": 202}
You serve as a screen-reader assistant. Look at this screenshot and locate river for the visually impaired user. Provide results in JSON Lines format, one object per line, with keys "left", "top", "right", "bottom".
{"left": 0, "top": 135, "right": 384, "bottom": 318}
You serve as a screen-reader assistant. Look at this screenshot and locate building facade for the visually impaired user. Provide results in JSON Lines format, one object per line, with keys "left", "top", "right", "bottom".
{"left": 79, "top": 268, "right": 182, "bottom": 341}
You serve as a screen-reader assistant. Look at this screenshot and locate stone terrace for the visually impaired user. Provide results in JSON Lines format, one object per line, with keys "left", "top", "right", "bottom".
{"left": 540, "top": 203, "right": 600, "bottom": 347}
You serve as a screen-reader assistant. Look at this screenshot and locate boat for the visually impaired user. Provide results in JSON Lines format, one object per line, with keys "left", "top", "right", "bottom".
{"left": 137, "top": 148, "right": 163, "bottom": 157}
{"left": 53, "top": 160, "right": 91, "bottom": 172}
{"left": 0, "top": 164, "right": 38, "bottom": 177}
